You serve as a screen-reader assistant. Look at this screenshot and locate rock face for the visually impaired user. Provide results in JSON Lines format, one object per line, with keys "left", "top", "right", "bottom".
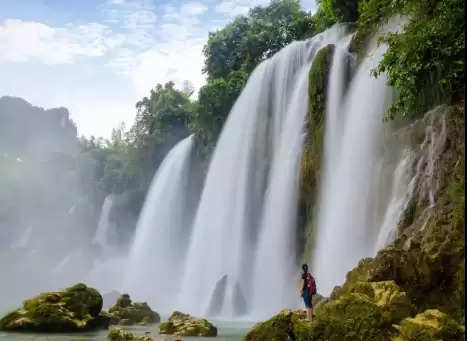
{"left": 0, "top": 283, "right": 109, "bottom": 332}
{"left": 309, "top": 281, "right": 413, "bottom": 341}
{"left": 245, "top": 309, "right": 312, "bottom": 341}
{"left": 108, "top": 294, "right": 160, "bottom": 325}
{"left": 298, "top": 43, "right": 336, "bottom": 261}
{"left": 159, "top": 311, "right": 217, "bottom": 337}
{"left": 392, "top": 309, "right": 465, "bottom": 341}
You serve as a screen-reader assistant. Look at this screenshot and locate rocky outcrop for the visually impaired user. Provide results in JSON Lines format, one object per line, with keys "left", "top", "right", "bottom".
{"left": 108, "top": 294, "right": 160, "bottom": 326}
{"left": 0, "top": 283, "right": 109, "bottom": 332}
{"left": 108, "top": 327, "right": 154, "bottom": 341}
{"left": 159, "top": 311, "right": 217, "bottom": 337}
{"left": 392, "top": 309, "right": 465, "bottom": 341}
{"left": 245, "top": 309, "right": 312, "bottom": 341}
{"left": 298, "top": 44, "right": 335, "bottom": 261}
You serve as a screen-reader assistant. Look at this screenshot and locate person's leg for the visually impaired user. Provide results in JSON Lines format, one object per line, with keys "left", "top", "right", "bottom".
{"left": 307, "top": 308, "right": 313, "bottom": 321}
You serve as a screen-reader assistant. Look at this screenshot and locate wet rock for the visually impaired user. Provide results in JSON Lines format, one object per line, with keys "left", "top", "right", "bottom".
{"left": 207, "top": 274, "right": 227, "bottom": 316}
{"left": 108, "top": 327, "right": 154, "bottom": 341}
{"left": 245, "top": 309, "right": 312, "bottom": 341}
{"left": 159, "top": 311, "right": 217, "bottom": 337}
{"left": 0, "top": 283, "right": 108, "bottom": 332}
{"left": 392, "top": 309, "right": 465, "bottom": 341}
{"left": 108, "top": 294, "right": 160, "bottom": 326}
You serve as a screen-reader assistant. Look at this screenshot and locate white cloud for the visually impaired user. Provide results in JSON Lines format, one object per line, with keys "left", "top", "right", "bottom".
{"left": 215, "top": 0, "right": 269, "bottom": 16}
{"left": 0, "top": 19, "right": 123, "bottom": 64}
{"left": 180, "top": 2, "right": 209, "bottom": 16}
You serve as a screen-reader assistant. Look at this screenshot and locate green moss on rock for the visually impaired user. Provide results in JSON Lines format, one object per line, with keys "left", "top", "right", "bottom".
{"left": 392, "top": 309, "right": 465, "bottom": 341}
{"left": 299, "top": 43, "right": 335, "bottom": 261}
{"left": 107, "top": 294, "right": 159, "bottom": 326}
{"left": 159, "top": 311, "right": 217, "bottom": 337}
{"left": 0, "top": 283, "right": 108, "bottom": 332}
{"left": 244, "top": 309, "right": 312, "bottom": 341}
{"left": 108, "top": 327, "right": 154, "bottom": 341}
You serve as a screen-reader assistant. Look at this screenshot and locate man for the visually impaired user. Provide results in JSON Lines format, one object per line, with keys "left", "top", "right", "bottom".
{"left": 299, "top": 263, "right": 316, "bottom": 322}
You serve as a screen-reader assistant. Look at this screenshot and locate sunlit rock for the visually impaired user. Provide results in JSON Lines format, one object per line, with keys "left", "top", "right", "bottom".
{"left": 159, "top": 311, "right": 217, "bottom": 337}
{"left": 0, "top": 283, "right": 109, "bottom": 332}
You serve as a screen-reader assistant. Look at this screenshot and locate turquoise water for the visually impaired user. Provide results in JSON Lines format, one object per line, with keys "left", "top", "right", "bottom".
{"left": 0, "top": 320, "right": 254, "bottom": 341}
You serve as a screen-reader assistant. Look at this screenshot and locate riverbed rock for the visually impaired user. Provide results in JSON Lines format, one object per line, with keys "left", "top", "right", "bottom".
{"left": 245, "top": 309, "right": 312, "bottom": 341}
{"left": 0, "top": 283, "right": 109, "bottom": 332}
{"left": 108, "top": 327, "right": 154, "bottom": 341}
{"left": 108, "top": 294, "right": 160, "bottom": 325}
{"left": 392, "top": 309, "right": 465, "bottom": 341}
{"left": 159, "top": 311, "right": 217, "bottom": 337}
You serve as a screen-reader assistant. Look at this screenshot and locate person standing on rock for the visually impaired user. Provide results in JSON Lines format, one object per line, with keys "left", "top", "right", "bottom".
{"left": 299, "top": 263, "right": 316, "bottom": 322}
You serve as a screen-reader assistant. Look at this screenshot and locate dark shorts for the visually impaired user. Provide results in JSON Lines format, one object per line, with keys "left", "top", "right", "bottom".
{"left": 302, "top": 290, "right": 312, "bottom": 308}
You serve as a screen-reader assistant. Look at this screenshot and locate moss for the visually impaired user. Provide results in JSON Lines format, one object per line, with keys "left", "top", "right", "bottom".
{"left": 108, "top": 327, "right": 134, "bottom": 341}
{"left": 159, "top": 311, "right": 217, "bottom": 337}
{"left": 244, "top": 309, "right": 312, "bottom": 341}
{"left": 392, "top": 309, "right": 465, "bottom": 341}
{"left": 308, "top": 281, "right": 412, "bottom": 341}
{"left": 107, "top": 294, "right": 159, "bottom": 326}
{"left": 299, "top": 44, "right": 335, "bottom": 261}
{"left": 0, "top": 283, "right": 107, "bottom": 332}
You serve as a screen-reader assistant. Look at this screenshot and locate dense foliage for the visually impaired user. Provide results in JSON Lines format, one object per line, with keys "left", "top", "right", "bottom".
{"left": 373, "top": 0, "right": 465, "bottom": 119}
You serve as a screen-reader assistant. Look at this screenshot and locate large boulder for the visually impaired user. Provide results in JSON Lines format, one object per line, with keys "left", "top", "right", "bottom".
{"left": 159, "top": 311, "right": 217, "bottom": 337}
{"left": 108, "top": 294, "right": 160, "bottom": 326}
{"left": 0, "top": 283, "right": 109, "bottom": 332}
{"left": 308, "top": 281, "right": 413, "bottom": 341}
{"left": 245, "top": 309, "right": 312, "bottom": 341}
{"left": 392, "top": 309, "right": 465, "bottom": 341}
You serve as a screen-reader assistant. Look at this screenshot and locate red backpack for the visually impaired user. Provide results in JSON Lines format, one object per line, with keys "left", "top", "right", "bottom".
{"left": 305, "top": 273, "right": 317, "bottom": 295}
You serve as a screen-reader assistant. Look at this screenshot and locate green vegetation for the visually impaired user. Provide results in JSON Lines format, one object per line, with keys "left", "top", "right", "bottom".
{"left": 159, "top": 311, "right": 217, "bottom": 337}
{"left": 0, "top": 283, "right": 109, "bottom": 332}
{"left": 373, "top": 0, "right": 465, "bottom": 120}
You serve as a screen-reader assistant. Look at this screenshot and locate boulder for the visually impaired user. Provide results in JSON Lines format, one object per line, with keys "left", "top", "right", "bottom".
{"left": 108, "top": 294, "right": 160, "bottom": 325}
{"left": 159, "top": 311, "right": 217, "bottom": 337}
{"left": 245, "top": 309, "right": 312, "bottom": 341}
{"left": 308, "top": 281, "right": 413, "bottom": 341}
{"left": 0, "top": 283, "right": 108, "bottom": 332}
{"left": 108, "top": 327, "right": 154, "bottom": 341}
{"left": 392, "top": 309, "right": 465, "bottom": 341}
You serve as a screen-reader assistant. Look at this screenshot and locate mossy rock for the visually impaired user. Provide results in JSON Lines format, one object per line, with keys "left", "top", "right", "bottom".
{"left": 108, "top": 294, "right": 160, "bottom": 326}
{"left": 392, "top": 309, "right": 465, "bottom": 341}
{"left": 299, "top": 43, "right": 336, "bottom": 261}
{"left": 0, "top": 283, "right": 108, "bottom": 332}
{"left": 307, "top": 281, "right": 413, "bottom": 341}
{"left": 108, "top": 327, "right": 154, "bottom": 341}
{"left": 244, "top": 309, "right": 312, "bottom": 341}
{"left": 159, "top": 311, "right": 217, "bottom": 337}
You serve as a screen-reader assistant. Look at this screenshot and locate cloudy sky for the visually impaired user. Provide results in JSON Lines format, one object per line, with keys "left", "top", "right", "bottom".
{"left": 0, "top": 0, "right": 316, "bottom": 138}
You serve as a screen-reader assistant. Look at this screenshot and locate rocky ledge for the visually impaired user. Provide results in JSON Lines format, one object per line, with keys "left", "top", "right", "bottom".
{"left": 0, "top": 283, "right": 110, "bottom": 332}
{"left": 108, "top": 294, "right": 160, "bottom": 326}
{"left": 159, "top": 311, "right": 217, "bottom": 337}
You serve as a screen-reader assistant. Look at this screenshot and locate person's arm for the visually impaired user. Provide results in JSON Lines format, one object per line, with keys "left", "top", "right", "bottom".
{"left": 298, "top": 277, "right": 304, "bottom": 296}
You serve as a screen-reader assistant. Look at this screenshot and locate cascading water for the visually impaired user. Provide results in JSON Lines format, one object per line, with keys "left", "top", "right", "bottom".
{"left": 123, "top": 135, "right": 194, "bottom": 312}
{"left": 93, "top": 195, "right": 114, "bottom": 250}
{"left": 311, "top": 18, "right": 411, "bottom": 296}
{"left": 178, "top": 25, "right": 348, "bottom": 319}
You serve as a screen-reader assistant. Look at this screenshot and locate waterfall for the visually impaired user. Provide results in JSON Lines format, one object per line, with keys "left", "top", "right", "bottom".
{"left": 178, "top": 25, "right": 348, "bottom": 319}
{"left": 123, "top": 135, "right": 194, "bottom": 312}
{"left": 94, "top": 195, "right": 114, "bottom": 250}
{"left": 311, "top": 18, "right": 410, "bottom": 296}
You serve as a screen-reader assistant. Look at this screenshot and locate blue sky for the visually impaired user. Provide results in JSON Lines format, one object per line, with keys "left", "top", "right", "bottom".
{"left": 0, "top": 0, "right": 316, "bottom": 138}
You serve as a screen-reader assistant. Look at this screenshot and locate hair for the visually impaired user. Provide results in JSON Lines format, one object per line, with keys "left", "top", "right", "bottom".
{"left": 302, "top": 264, "right": 308, "bottom": 273}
